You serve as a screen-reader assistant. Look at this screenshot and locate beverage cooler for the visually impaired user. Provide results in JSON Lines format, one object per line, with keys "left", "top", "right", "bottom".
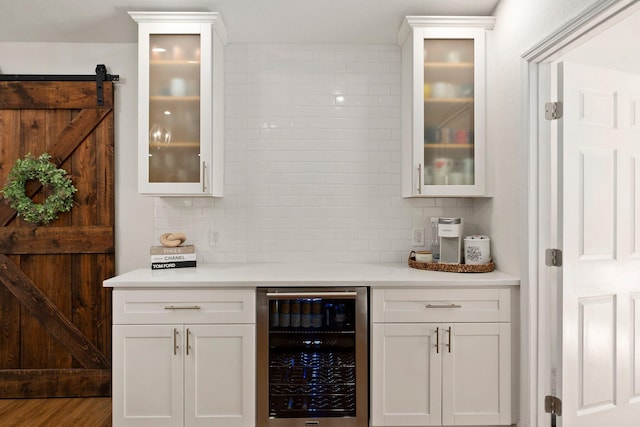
{"left": 256, "top": 287, "right": 369, "bottom": 427}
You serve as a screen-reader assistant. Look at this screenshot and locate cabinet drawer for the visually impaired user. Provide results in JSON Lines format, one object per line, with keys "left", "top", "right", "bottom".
{"left": 113, "top": 289, "right": 255, "bottom": 324}
{"left": 372, "top": 288, "right": 510, "bottom": 323}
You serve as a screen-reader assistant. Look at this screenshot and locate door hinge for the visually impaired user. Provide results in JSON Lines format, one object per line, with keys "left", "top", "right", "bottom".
{"left": 545, "top": 395, "right": 562, "bottom": 416}
{"left": 545, "top": 248, "right": 563, "bottom": 267}
{"left": 545, "top": 102, "right": 563, "bottom": 120}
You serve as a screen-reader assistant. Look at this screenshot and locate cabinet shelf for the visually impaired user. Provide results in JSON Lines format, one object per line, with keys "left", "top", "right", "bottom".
{"left": 150, "top": 95, "right": 200, "bottom": 102}
{"left": 149, "top": 141, "right": 200, "bottom": 149}
{"left": 423, "top": 143, "right": 473, "bottom": 149}
{"left": 425, "top": 98, "right": 473, "bottom": 104}
{"left": 150, "top": 60, "right": 200, "bottom": 66}
{"left": 424, "top": 62, "right": 473, "bottom": 68}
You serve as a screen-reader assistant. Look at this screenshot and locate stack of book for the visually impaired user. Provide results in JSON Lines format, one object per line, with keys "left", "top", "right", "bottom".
{"left": 150, "top": 245, "right": 197, "bottom": 270}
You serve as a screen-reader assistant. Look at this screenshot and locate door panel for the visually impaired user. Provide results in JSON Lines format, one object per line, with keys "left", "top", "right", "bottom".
{"left": 633, "top": 155, "right": 640, "bottom": 256}
{"left": 579, "top": 149, "right": 615, "bottom": 259}
{"left": 371, "top": 323, "right": 441, "bottom": 426}
{"left": 113, "top": 325, "right": 182, "bottom": 427}
{"left": 578, "top": 296, "right": 616, "bottom": 413}
{"left": 558, "top": 61, "right": 640, "bottom": 426}
{"left": 633, "top": 295, "right": 640, "bottom": 401}
{"left": 185, "top": 324, "right": 255, "bottom": 427}
{"left": 442, "top": 323, "right": 511, "bottom": 426}
{"left": 0, "top": 80, "right": 114, "bottom": 397}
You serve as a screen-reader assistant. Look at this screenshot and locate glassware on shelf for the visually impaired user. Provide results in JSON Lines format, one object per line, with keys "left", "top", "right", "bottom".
{"left": 149, "top": 124, "right": 172, "bottom": 149}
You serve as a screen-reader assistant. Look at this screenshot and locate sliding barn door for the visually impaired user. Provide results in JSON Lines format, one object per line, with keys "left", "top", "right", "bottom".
{"left": 0, "top": 79, "right": 115, "bottom": 397}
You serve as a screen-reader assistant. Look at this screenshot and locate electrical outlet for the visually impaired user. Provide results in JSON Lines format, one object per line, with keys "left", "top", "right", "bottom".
{"left": 412, "top": 228, "right": 425, "bottom": 246}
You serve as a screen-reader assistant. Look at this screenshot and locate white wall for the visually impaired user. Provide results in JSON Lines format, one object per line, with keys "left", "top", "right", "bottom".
{"left": 154, "top": 43, "right": 476, "bottom": 264}
{"left": 562, "top": 9, "right": 640, "bottom": 73}
{"left": 488, "top": 0, "right": 601, "bottom": 425}
{"left": 0, "top": 42, "right": 152, "bottom": 274}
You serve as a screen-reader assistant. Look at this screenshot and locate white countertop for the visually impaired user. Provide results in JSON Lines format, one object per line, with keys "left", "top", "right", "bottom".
{"left": 103, "top": 262, "right": 519, "bottom": 288}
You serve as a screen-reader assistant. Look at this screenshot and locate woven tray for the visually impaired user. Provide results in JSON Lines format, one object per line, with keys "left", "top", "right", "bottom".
{"left": 408, "top": 254, "right": 495, "bottom": 273}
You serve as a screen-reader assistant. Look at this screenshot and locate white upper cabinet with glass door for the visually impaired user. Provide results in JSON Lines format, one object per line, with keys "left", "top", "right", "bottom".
{"left": 130, "top": 11, "right": 226, "bottom": 196}
{"left": 399, "top": 17, "right": 494, "bottom": 197}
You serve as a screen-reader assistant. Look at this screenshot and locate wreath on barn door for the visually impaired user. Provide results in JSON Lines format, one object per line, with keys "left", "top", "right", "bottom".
{"left": 1, "top": 153, "right": 77, "bottom": 224}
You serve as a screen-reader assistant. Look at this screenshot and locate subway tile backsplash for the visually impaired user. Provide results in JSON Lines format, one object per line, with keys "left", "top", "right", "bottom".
{"left": 153, "top": 43, "right": 473, "bottom": 263}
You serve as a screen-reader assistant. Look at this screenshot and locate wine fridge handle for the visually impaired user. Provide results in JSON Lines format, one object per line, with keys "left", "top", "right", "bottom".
{"left": 265, "top": 291, "right": 357, "bottom": 299}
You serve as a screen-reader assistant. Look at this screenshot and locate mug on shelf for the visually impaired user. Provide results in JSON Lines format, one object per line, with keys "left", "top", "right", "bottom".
{"left": 433, "top": 157, "right": 453, "bottom": 185}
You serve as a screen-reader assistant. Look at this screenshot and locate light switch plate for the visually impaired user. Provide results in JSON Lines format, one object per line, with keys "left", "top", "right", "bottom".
{"left": 412, "top": 228, "right": 424, "bottom": 246}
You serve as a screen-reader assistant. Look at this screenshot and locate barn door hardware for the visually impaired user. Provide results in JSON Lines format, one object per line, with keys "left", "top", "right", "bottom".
{"left": 0, "top": 64, "right": 119, "bottom": 106}
{"left": 94, "top": 64, "right": 119, "bottom": 106}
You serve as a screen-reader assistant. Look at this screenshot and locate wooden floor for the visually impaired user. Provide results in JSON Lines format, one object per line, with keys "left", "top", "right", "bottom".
{"left": 0, "top": 398, "right": 111, "bottom": 427}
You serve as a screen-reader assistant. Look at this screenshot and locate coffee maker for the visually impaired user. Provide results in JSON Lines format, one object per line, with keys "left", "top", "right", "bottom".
{"left": 438, "top": 217, "right": 463, "bottom": 264}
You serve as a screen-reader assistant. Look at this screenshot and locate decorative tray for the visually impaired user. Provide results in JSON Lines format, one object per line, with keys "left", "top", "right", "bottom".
{"left": 408, "top": 254, "right": 495, "bottom": 273}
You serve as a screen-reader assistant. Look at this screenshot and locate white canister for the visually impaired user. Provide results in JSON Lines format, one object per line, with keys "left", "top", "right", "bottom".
{"left": 464, "top": 235, "right": 491, "bottom": 265}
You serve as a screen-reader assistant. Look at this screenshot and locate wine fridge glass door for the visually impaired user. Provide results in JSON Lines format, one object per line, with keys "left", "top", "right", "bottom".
{"left": 256, "top": 288, "right": 368, "bottom": 427}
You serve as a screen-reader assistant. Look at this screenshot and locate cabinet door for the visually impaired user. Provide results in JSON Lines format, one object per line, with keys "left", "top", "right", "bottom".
{"left": 400, "top": 17, "right": 494, "bottom": 197}
{"left": 130, "top": 12, "right": 225, "bottom": 196}
{"left": 113, "top": 325, "right": 184, "bottom": 427}
{"left": 417, "top": 28, "right": 486, "bottom": 197}
{"left": 442, "top": 323, "right": 511, "bottom": 425}
{"left": 184, "top": 324, "right": 255, "bottom": 427}
{"left": 371, "top": 323, "right": 442, "bottom": 426}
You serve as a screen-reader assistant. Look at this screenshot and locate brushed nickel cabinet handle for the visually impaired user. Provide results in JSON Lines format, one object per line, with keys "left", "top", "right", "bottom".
{"left": 202, "top": 161, "right": 207, "bottom": 192}
{"left": 417, "top": 164, "right": 423, "bottom": 194}
{"left": 447, "top": 326, "right": 452, "bottom": 353}
{"left": 164, "top": 305, "right": 201, "bottom": 310}
{"left": 173, "top": 328, "right": 179, "bottom": 355}
{"left": 425, "top": 304, "right": 462, "bottom": 309}
{"left": 435, "top": 327, "right": 440, "bottom": 354}
{"left": 186, "top": 328, "right": 191, "bottom": 356}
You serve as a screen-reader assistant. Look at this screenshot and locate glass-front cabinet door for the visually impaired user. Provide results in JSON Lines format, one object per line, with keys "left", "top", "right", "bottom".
{"left": 400, "top": 17, "right": 494, "bottom": 197}
{"left": 130, "top": 12, "right": 226, "bottom": 196}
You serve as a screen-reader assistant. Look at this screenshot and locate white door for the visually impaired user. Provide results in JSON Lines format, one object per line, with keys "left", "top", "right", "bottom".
{"left": 184, "top": 324, "right": 255, "bottom": 427}
{"left": 371, "top": 323, "right": 442, "bottom": 426}
{"left": 555, "top": 61, "right": 640, "bottom": 426}
{"left": 442, "top": 323, "right": 511, "bottom": 426}
{"left": 112, "top": 325, "right": 184, "bottom": 427}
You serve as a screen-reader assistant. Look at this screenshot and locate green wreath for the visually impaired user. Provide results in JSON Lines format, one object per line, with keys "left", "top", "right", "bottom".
{"left": 1, "top": 153, "right": 77, "bottom": 224}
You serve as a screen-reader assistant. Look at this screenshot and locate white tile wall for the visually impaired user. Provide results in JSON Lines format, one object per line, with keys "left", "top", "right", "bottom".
{"left": 153, "top": 43, "right": 474, "bottom": 263}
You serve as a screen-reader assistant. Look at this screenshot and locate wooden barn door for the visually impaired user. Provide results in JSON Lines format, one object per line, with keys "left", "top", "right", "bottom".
{"left": 0, "top": 71, "right": 116, "bottom": 398}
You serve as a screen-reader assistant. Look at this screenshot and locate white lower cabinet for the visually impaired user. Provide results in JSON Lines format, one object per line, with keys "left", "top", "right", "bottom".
{"left": 112, "top": 289, "right": 255, "bottom": 427}
{"left": 371, "top": 288, "right": 512, "bottom": 426}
